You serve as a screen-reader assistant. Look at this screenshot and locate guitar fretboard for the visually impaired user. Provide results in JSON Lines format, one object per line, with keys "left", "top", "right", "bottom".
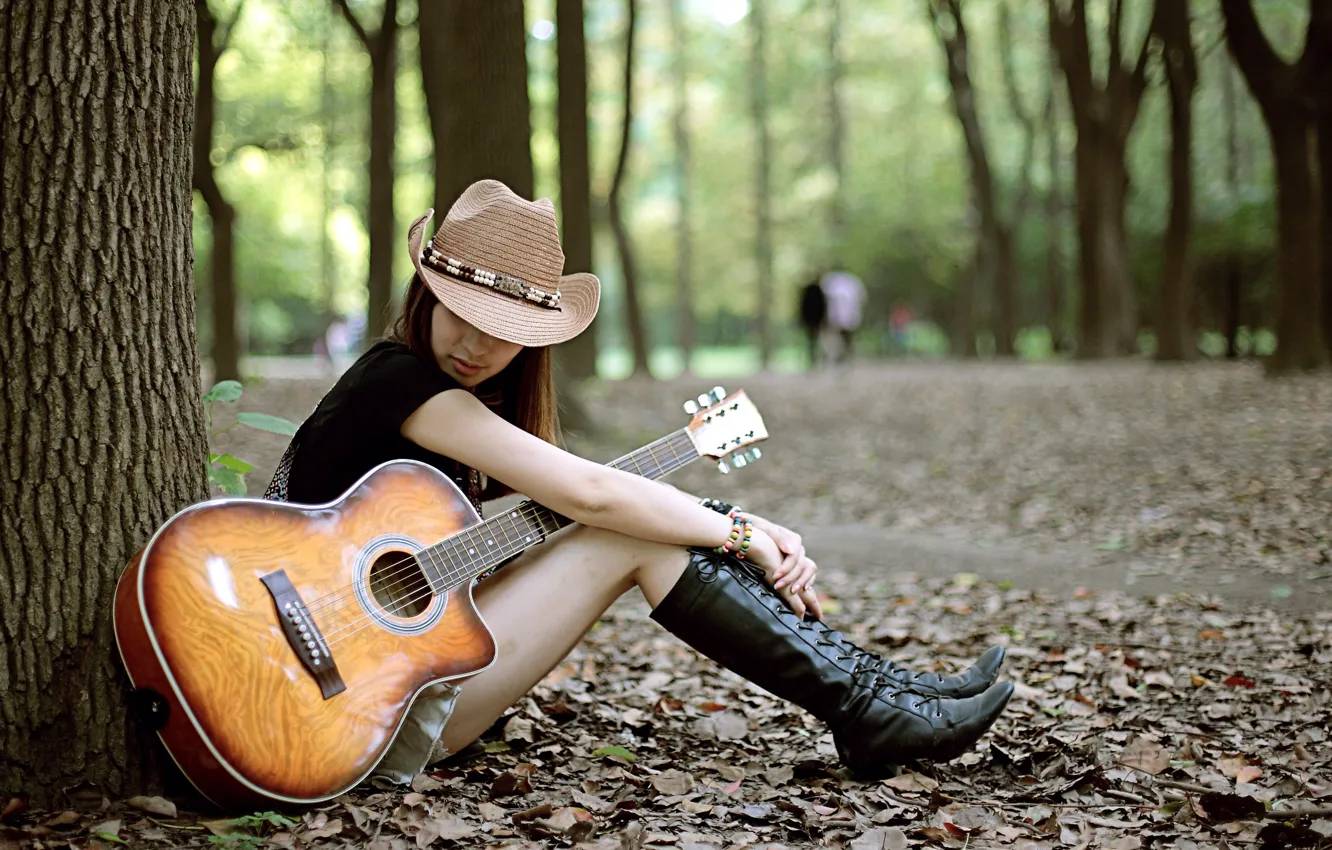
{"left": 413, "top": 428, "right": 700, "bottom": 592}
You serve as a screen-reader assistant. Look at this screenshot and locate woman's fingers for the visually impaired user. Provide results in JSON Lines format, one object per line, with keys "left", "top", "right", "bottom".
{"left": 799, "top": 586, "right": 823, "bottom": 621}
{"left": 781, "top": 586, "right": 807, "bottom": 619}
{"left": 772, "top": 548, "right": 802, "bottom": 588}
{"left": 787, "top": 557, "right": 818, "bottom": 593}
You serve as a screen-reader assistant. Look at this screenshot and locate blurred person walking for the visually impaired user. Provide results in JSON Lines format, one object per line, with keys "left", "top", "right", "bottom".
{"left": 797, "top": 274, "right": 828, "bottom": 369}
{"left": 821, "top": 266, "right": 866, "bottom": 363}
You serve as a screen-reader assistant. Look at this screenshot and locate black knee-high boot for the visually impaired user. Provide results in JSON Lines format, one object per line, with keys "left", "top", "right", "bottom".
{"left": 650, "top": 551, "right": 1014, "bottom": 776}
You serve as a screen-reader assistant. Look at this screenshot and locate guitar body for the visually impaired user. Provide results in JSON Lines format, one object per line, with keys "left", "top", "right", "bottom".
{"left": 113, "top": 461, "right": 497, "bottom": 809}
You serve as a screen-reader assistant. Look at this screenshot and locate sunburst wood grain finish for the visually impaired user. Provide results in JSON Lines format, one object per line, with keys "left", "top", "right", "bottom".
{"left": 115, "top": 463, "right": 496, "bottom": 806}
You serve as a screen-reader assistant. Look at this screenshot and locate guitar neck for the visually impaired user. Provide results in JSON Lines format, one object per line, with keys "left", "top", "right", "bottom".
{"left": 416, "top": 429, "right": 701, "bottom": 591}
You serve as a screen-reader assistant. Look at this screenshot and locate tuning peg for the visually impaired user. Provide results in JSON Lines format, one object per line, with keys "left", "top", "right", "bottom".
{"left": 717, "top": 459, "right": 730, "bottom": 474}
{"left": 697, "top": 393, "right": 712, "bottom": 409}
{"left": 747, "top": 447, "right": 762, "bottom": 462}
{"left": 683, "top": 399, "right": 699, "bottom": 415}
{"left": 710, "top": 386, "right": 727, "bottom": 403}
{"left": 733, "top": 454, "right": 748, "bottom": 468}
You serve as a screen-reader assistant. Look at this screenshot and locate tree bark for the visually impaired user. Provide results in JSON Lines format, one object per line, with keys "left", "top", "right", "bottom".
{"left": 0, "top": 0, "right": 207, "bottom": 805}
{"left": 333, "top": 0, "right": 400, "bottom": 338}
{"left": 607, "top": 0, "right": 651, "bottom": 377}
{"left": 750, "top": 0, "right": 775, "bottom": 368}
{"left": 420, "top": 0, "right": 533, "bottom": 215}
{"left": 1154, "top": 0, "right": 1197, "bottom": 362}
{"left": 1219, "top": 0, "right": 1325, "bottom": 372}
{"left": 194, "top": 0, "right": 240, "bottom": 381}
{"left": 928, "top": 0, "right": 1017, "bottom": 356}
{"left": 669, "top": 0, "right": 696, "bottom": 373}
{"left": 952, "top": 248, "right": 980, "bottom": 358}
{"left": 555, "top": 0, "right": 599, "bottom": 381}
{"left": 1048, "top": 0, "right": 1150, "bottom": 358}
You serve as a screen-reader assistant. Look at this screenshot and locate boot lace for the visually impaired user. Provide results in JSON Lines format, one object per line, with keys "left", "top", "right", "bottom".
{"left": 789, "top": 612, "right": 946, "bottom": 718}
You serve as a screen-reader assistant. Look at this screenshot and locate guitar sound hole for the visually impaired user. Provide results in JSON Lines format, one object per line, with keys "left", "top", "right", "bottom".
{"left": 368, "top": 552, "right": 434, "bottom": 618}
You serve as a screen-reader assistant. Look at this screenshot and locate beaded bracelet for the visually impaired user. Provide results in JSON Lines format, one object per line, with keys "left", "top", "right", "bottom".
{"left": 715, "top": 512, "right": 754, "bottom": 559}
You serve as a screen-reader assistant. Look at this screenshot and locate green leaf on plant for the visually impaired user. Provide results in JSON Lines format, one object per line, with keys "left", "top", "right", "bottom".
{"left": 93, "top": 832, "right": 128, "bottom": 845}
{"left": 213, "top": 453, "right": 253, "bottom": 473}
{"left": 591, "top": 745, "right": 637, "bottom": 762}
{"left": 203, "top": 380, "right": 243, "bottom": 403}
{"left": 209, "top": 465, "right": 247, "bottom": 496}
{"left": 235, "top": 412, "right": 298, "bottom": 436}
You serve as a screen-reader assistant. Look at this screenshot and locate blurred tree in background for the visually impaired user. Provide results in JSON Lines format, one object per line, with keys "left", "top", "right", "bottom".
{"left": 183, "top": 0, "right": 1319, "bottom": 375}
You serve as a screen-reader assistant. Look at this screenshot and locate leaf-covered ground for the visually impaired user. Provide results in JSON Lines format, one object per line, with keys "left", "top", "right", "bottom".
{"left": 7, "top": 359, "right": 1331, "bottom": 848}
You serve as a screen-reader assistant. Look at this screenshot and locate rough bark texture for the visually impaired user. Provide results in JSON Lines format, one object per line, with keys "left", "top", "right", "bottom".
{"left": 194, "top": 0, "right": 240, "bottom": 381}
{"left": 669, "top": 0, "right": 695, "bottom": 372}
{"left": 0, "top": 0, "right": 208, "bottom": 804}
{"left": 420, "top": 0, "right": 533, "bottom": 214}
{"left": 555, "top": 0, "right": 599, "bottom": 381}
{"left": 1048, "top": 0, "right": 1150, "bottom": 358}
{"left": 332, "top": 0, "right": 399, "bottom": 337}
{"left": 1154, "top": 0, "right": 1197, "bottom": 362}
{"left": 1220, "top": 0, "right": 1326, "bottom": 372}
{"left": 750, "top": 0, "right": 774, "bottom": 368}
{"left": 607, "top": 0, "right": 651, "bottom": 377}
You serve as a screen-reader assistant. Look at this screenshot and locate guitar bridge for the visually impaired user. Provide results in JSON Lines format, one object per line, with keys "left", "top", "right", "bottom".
{"left": 261, "top": 570, "right": 346, "bottom": 700}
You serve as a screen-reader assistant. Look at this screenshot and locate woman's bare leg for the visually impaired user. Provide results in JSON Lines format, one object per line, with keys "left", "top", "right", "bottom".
{"left": 438, "top": 524, "right": 690, "bottom": 753}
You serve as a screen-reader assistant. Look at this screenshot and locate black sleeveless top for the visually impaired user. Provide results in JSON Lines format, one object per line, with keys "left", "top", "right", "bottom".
{"left": 278, "top": 340, "right": 481, "bottom": 510}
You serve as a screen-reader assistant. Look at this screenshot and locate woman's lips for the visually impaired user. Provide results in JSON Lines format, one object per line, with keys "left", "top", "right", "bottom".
{"left": 451, "top": 357, "right": 481, "bottom": 376}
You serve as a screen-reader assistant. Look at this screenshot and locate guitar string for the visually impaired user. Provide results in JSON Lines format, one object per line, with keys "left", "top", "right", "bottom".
{"left": 300, "top": 428, "right": 692, "bottom": 618}
{"left": 309, "top": 434, "right": 707, "bottom": 644}
{"left": 303, "top": 429, "right": 696, "bottom": 623}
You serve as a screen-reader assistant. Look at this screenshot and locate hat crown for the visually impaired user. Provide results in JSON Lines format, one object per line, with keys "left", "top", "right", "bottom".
{"left": 429, "top": 180, "right": 564, "bottom": 292}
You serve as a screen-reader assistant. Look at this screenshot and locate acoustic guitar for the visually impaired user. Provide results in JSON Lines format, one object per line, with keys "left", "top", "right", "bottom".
{"left": 113, "top": 387, "right": 768, "bottom": 809}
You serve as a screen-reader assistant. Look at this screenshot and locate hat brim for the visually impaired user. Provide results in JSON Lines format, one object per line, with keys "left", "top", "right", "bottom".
{"left": 408, "top": 210, "right": 600, "bottom": 347}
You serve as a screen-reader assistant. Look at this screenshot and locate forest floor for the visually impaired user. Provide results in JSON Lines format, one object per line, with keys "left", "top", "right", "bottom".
{"left": 8, "top": 358, "right": 1332, "bottom": 849}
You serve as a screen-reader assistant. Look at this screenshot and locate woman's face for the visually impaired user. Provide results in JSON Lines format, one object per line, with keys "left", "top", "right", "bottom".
{"left": 430, "top": 301, "right": 523, "bottom": 387}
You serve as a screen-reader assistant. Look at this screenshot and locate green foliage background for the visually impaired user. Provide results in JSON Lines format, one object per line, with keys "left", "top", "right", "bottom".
{"left": 193, "top": 0, "right": 1296, "bottom": 368}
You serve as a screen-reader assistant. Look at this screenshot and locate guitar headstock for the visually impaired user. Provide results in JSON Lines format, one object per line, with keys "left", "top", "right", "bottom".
{"left": 683, "top": 386, "right": 769, "bottom": 474}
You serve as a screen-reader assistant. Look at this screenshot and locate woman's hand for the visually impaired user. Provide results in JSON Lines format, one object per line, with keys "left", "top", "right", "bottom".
{"left": 744, "top": 523, "right": 823, "bottom": 621}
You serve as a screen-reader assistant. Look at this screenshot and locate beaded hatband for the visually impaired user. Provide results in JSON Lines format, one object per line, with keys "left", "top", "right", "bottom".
{"left": 421, "top": 245, "right": 562, "bottom": 309}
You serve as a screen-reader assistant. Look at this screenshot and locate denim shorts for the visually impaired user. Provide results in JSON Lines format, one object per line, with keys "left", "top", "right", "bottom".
{"left": 371, "top": 682, "right": 463, "bottom": 785}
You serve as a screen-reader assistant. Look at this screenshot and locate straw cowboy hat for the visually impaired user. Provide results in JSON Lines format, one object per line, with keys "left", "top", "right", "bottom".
{"left": 407, "top": 180, "right": 600, "bottom": 347}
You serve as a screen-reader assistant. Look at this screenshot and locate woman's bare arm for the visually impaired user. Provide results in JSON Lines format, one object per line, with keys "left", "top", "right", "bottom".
{"left": 402, "top": 389, "right": 740, "bottom": 551}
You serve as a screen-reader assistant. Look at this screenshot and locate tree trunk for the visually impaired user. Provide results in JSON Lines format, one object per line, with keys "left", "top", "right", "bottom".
{"left": 1320, "top": 101, "right": 1332, "bottom": 359}
{"left": 1267, "top": 120, "right": 1324, "bottom": 371}
{"left": 1154, "top": 0, "right": 1197, "bottom": 362}
{"left": 420, "top": 0, "right": 533, "bottom": 214}
{"left": 607, "top": 0, "right": 651, "bottom": 377}
{"left": 1049, "top": 0, "right": 1149, "bottom": 358}
{"left": 333, "top": 0, "right": 400, "bottom": 340}
{"left": 669, "top": 0, "right": 696, "bottom": 373}
{"left": 929, "top": 0, "right": 1017, "bottom": 357}
{"left": 828, "top": 0, "right": 846, "bottom": 246}
{"left": 952, "top": 248, "right": 979, "bottom": 358}
{"left": 194, "top": 0, "right": 240, "bottom": 381}
{"left": 555, "top": 0, "right": 599, "bottom": 381}
{"left": 0, "top": 0, "right": 206, "bottom": 805}
{"left": 1221, "top": 41, "right": 1242, "bottom": 359}
{"left": 1044, "top": 45, "right": 1067, "bottom": 352}
{"left": 1220, "top": 0, "right": 1326, "bottom": 372}
{"left": 750, "top": 0, "right": 774, "bottom": 368}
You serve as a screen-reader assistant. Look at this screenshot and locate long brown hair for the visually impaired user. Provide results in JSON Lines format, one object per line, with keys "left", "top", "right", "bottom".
{"left": 388, "top": 274, "right": 561, "bottom": 454}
